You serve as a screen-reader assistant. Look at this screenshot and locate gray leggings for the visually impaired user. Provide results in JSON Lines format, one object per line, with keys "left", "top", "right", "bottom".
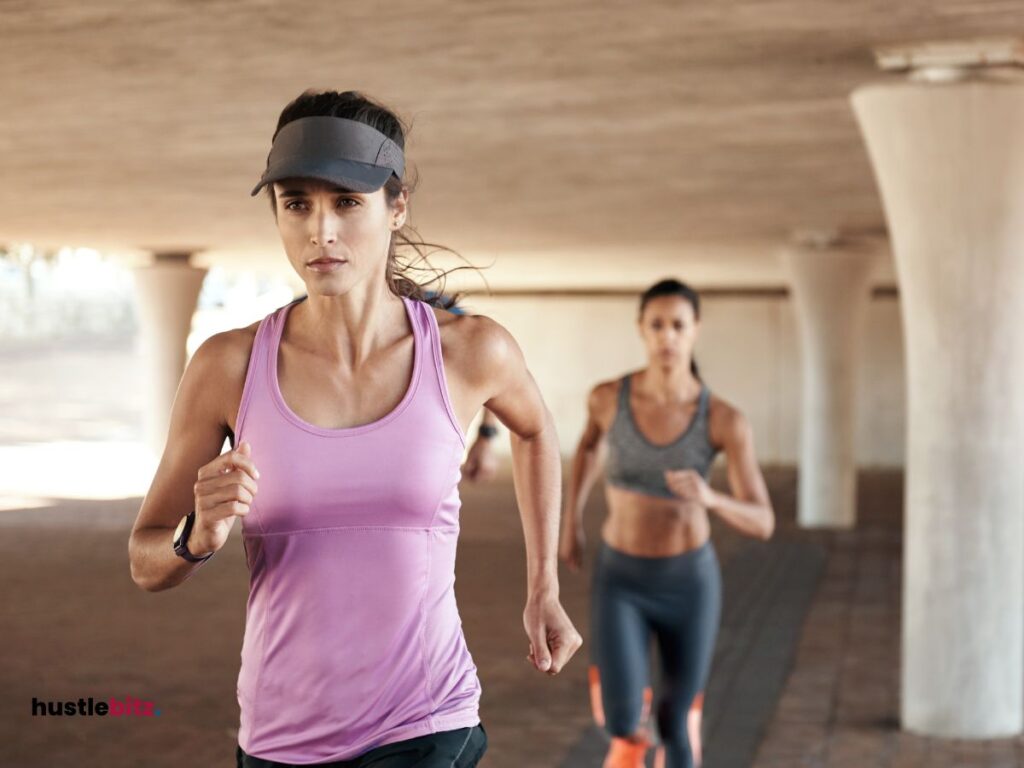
{"left": 590, "top": 540, "right": 721, "bottom": 768}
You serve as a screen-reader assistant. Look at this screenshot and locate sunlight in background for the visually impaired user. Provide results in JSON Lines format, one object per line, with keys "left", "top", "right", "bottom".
{"left": 0, "top": 245, "right": 293, "bottom": 507}
{"left": 188, "top": 271, "right": 295, "bottom": 357}
{"left": 0, "top": 441, "right": 160, "bottom": 509}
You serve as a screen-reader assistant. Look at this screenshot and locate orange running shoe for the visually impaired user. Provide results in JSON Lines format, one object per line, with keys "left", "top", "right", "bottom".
{"left": 603, "top": 736, "right": 651, "bottom": 768}
{"left": 590, "top": 665, "right": 658, "bottom": 767}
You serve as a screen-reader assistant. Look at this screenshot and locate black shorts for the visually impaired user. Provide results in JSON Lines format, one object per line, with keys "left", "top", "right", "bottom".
{"left": 236, "top": 724, "right": 488, "bottom": 768}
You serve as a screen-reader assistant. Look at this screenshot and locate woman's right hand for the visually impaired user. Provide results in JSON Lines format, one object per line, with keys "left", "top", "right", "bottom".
{"left": 558, "top": 523, "right": 585, "bottom": 573}
{"left": 191, "top": 441, "right": 260, "bottom": 555}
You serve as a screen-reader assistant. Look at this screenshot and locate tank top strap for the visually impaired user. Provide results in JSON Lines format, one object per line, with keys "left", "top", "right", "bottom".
{"left": 698, "top": 382, "right": 710, "bottom": 417}
{"left": 268, "top": 297, "right": 305, "bottom": 361}
{"left": 411, "top": 298, "right": 466, "bottom": 446}
{"left": 617, "top": 373, "right": 633, "bottom": 411}
{"left": 696, "top": 383, "right": 715, "bottom": 449}
{"left": 234, "top": 300, "right": 298, "bottom": 442}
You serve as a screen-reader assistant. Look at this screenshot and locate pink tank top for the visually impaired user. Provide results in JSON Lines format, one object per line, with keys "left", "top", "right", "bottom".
{"left": 232, "top": 295, "right": 481, "bottom": 763}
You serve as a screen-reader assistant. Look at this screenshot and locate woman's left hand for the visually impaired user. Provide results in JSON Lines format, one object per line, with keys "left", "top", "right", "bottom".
{"left": 664, "top": 469, "right": 717, "bottom": 508}
{"left": 523, "top": 590, "right": 583, "bottom": 676}
{"left": 462, "top": 435, "right": 499, "bottom": 482}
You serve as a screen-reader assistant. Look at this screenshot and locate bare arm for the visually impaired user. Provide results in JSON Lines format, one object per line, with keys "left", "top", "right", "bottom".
{"left": 559, "top": 383, "right": 612, "bottom": 571}
{"left": 474, "top": 324, "right": 561, "bottom": 600}
{"left": 455, "top": 315, "right": 582, "bottom": 675}
{"left": 128, "top": 331, "right": 259, "bottom": 591}
{"left": 714, "top": 408, "right": 775, "bottom": 538}
{"left": 666, "top": 405, "right": 775, "bottom": 539}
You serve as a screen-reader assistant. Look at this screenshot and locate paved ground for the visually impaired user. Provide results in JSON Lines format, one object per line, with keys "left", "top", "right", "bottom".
{"left": 752, "top": 473, "right": 1024, "bottom": 768}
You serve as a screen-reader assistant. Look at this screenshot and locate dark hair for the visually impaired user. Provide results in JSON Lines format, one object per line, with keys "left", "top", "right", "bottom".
{"left": 266, "top": 90, "right": 470, "bottom": 310}
{"left": 639, "top": 278, "right": 702, "bottom": 381}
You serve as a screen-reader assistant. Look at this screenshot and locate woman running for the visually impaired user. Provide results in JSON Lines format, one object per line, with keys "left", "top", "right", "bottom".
{"left": 559, "top": 279, "right": 774, "bottom": 768}
{"left": 129, "top": 89, "right": 582, "bottom": 767}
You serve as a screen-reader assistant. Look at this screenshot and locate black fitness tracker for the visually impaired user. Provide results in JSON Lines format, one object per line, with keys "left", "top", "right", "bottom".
{"left": 173, "top": 510, "right": 214, "bottom": 563}
{"left": 477, "top": 424, "right": 498, "bottom": 439}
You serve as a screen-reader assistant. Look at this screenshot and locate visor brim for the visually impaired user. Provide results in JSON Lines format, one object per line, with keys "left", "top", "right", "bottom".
{"left": 251, "top": 158, "right": 396, "bottom": 196}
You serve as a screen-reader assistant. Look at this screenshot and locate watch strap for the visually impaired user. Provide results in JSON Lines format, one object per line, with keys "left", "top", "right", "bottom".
{"left": 174, "top": 510, "right": 214, "bottom": 563}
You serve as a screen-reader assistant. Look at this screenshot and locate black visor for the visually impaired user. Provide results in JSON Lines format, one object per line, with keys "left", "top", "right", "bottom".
{"left": 251, "top": 116, "right": 405, "bottom": 196}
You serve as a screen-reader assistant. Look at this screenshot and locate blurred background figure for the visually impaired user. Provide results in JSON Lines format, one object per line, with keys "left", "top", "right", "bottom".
{"left": 561, "top": 280, "right": 774, "bottom": 768}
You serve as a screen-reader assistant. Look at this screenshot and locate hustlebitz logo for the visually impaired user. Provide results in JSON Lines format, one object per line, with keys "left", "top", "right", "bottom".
{"left": 32, "top": 696, "right": 161, "bottom": 717}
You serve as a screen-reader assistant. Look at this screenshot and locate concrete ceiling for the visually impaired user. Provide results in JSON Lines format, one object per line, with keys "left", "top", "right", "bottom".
{"left": 2, "top": 1, "right": 1020, "bottom": 287}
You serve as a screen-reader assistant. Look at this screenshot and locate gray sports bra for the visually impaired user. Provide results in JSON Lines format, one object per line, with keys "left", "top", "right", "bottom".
{"left": 604, "top": 373, "right": 719, "bottom": 499}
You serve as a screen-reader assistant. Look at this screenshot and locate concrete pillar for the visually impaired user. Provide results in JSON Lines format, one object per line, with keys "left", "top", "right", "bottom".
{"left": 782, "top": 231, "right": 878, "bottom": 529}
{"left": 852, "top": 69, "right": 1024, "bottom": 737}
{"left": 131, "top": 252, "right": 208, "bottom": 458}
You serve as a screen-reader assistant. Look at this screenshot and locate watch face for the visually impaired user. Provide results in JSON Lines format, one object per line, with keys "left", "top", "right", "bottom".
{"left": 173, "top": 514, "right": 189, "bottom": 545}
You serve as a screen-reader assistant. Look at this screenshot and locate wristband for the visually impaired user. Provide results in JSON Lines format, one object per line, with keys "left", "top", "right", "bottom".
{"left": 173, "top": 510, "right": 215, "bottom": 563}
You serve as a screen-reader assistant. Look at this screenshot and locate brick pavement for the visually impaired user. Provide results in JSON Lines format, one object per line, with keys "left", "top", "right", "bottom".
{"left": 753, "top": 471, "right": 1024, "bottom": 768}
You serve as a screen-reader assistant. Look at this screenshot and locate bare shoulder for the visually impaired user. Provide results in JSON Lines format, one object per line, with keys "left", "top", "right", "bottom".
{"left": 188, "top": 320, "right": 261, "bottom": 432}
{"left": 586, "top": 376, "right": 628, "bottom": 430}
{"left": 191, "top": 321, "right": 258, "bottom": 378}
{"left": 432, "top": 306, "right": 520, "bottom": 387}
{"left": 707, "top": 392, "right": 752, "bottom": 449}
{"left": 195, "top": 320, "right": 258, "bottom": 360}
{"left": 130, "top": 318, "right": 261, "bottom": 541}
